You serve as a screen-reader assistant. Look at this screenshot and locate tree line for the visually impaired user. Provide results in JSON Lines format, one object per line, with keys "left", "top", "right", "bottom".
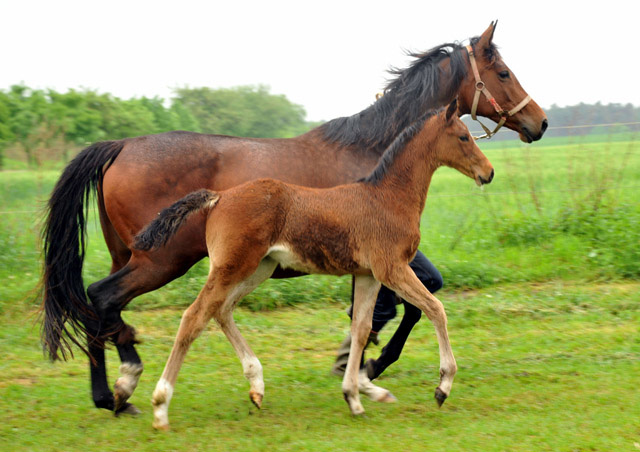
{"left": 0, "top": 84, "right": 638, "bottom": 168}
{"left": 0, "top": 84, "right": 318, "bottom": 168}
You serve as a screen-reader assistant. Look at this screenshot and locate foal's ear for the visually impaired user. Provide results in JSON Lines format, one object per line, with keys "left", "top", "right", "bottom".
{"left": 445, "top": 98, "right": 458, "bottom": 123}
{"left": 477, "top": 20, "right": 498, "bottom": 51}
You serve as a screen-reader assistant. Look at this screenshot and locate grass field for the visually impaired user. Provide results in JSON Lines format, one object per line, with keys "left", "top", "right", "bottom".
{"left": 0, "top": 134, "right": 639, "bottom": 450}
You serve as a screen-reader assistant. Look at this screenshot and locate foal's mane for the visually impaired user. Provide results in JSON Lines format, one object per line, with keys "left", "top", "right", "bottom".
{"left": 319, "top": 36, "right": 496, "bottom": 154}
{"left": 359, "top": 108, "right": 440, "bottom": 186}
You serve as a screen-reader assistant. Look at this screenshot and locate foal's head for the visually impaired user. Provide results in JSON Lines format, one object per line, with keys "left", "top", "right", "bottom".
{"left": 436, "top": 100, "right": 494, "bottom": 186}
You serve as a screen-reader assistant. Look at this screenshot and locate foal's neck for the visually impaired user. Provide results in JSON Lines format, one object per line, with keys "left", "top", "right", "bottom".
{"left": 368, "top": 129, "right": 441, "bottom": 219}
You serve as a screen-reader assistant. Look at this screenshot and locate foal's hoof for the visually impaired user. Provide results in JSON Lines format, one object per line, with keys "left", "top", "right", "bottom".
{"left": 114, "top": 402, "right": 141, "bottom": 417}
{"left": 153, "top": 422, "right": 170, "bottom": 431}
{"left": 376, "top": 392, "right": 397, "bottom": 404}
{"left": 249, "top": 391, "right": 263, "bottom": 409}
{"left": 434, "top": 387, "right": 448, "bottom": 407}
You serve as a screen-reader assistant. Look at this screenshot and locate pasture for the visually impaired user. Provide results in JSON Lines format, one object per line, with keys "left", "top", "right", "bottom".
{"left": 1, "top": 133, "right": 639, "bottom": 450}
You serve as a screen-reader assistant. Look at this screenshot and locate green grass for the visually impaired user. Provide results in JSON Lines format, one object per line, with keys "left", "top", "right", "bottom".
{"left": 0, "top": 282, "right": 638, "bottom": 451}
{"left": 0, "top": 134, "right": 639, "bottom": 450}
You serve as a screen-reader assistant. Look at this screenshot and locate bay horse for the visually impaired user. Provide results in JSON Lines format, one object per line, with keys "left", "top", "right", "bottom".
{"left": 134, "top": 100, "right": 493, "bottom": 429}
{"left": 40, "top": 22, "right": 547, "bottom": 415}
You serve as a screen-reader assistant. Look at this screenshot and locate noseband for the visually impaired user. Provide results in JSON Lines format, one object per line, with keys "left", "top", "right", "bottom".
{"left": 466, "top": 45, "right": 531, "bottom": 140}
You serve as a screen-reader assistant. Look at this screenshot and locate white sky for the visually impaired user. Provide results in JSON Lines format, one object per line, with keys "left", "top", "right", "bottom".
{"left": 1, "top": 0, "right": 637, "bottom": 121}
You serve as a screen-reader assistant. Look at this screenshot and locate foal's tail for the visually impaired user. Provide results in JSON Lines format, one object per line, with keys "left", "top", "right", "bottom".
{"left": 41, "top": 141, "right": 125, "bottom": 361}
{"left": 134, "top": 189, "right": 220, "bottom": 251}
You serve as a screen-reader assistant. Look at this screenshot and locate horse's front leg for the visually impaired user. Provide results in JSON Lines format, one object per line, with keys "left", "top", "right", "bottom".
{"left": 342, "top": 275, "right": 381, "bottom": 415}
{"left": 383, "top": 265, "right": 457, "bottom": 406}
{"left": 365, "top": 301, "right": 421, "bottom": 380}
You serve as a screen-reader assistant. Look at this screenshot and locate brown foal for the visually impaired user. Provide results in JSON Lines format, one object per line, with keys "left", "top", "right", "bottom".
{"left": 134, "top": 100, "right": 494, "bottom": 429}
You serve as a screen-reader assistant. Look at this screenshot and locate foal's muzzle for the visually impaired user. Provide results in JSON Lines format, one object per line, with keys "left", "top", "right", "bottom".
{"left": 478, "top": 168, "right": 494, "bottom": 185}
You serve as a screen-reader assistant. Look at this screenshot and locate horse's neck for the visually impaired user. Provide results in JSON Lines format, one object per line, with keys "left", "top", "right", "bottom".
{"left": 309, "top": 54, "right": 459, "bottom": 156}
{"left": 297, "top": 129, "right": 385, "bottom": 180}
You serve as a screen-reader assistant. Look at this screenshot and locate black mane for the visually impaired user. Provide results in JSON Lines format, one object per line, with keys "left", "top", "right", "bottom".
{"left": 318, "top": 37, "right": 495, "bottom": 154}
{"left": 360, "top": 109, "right": 440, "bottom": 186}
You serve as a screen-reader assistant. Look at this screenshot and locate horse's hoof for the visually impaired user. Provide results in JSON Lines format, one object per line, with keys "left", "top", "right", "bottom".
{"left": 434, "top": 387, "right": 448, "bottom": 407}
{"left": 365, "top": 359, "right": 378, "bottom": 380}
{"left": 114, "top": 402, "right": 141, "bottom": 417}
{"left": 249, "top": 391, "right": 263, "bottom": 409}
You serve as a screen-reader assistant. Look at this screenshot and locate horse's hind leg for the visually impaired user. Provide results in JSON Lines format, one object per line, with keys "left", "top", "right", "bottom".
{"left": 87, "top": 199, "right": 136, "bottom": 413}
{"left": 87, "top": 251, "right": 203, "bottom": 413}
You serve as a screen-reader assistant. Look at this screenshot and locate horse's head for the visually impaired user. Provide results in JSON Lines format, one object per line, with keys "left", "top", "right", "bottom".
{"left": 458, "top": 22, "right": 548, "bottom": 143}
{"left": 437, "top": 99, "right": 494, "bottom": 186}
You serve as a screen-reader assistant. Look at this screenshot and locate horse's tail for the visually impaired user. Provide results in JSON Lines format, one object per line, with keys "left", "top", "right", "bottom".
{"left": 134, "top": 189, "right": 220, "bottom": 251}
{"left": 41, "top": 140, "right": 125, "bottom": 361}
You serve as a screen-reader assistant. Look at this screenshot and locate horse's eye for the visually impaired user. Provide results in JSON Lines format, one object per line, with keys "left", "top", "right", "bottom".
{"left": 499, "top": 70, "right": 510, "bottom": 79}
{"left": 459, "top": 135, "right": 469, "bottom": 142}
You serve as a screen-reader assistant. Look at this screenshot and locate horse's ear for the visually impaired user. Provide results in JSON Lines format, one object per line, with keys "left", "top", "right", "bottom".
{"left": 477, "top": 21, "right": 498, "bottom": 51}
{"left": 445, "top": 98, "right": 458, "bottom": 123}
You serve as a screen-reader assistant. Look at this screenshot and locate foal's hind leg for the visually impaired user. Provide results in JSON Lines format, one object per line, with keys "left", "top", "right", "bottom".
{"left": 152, "top": 257, "right": 276, "bottom": 430}
{"left": 381, "top": 265, "right": 457, "bottom": 407}
{"left": 210, "top": 258, "right": 279, "bottom": 409}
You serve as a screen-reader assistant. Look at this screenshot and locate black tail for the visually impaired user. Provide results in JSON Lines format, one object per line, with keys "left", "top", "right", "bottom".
{"left": 134, "top": 189, "right": 219, "bottom": 251}
{"left": 41, "top": 141, "right": 125, "bottom": 361}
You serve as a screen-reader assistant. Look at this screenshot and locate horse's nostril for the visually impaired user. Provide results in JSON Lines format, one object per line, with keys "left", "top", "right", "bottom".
{"left": 489, "top": 168, "right": 495, "bottom": 183}
{"left": 541, "top": 119, "right": 548, "bottom": 133}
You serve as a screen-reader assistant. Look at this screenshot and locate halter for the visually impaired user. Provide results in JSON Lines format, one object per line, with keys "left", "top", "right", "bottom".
{"left": 466, "top": 45, "right": 531, "bottom": 140}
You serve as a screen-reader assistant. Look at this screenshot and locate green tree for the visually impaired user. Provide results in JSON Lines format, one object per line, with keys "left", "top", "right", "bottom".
{"left": 5, "top": 85, "right": 51, "bottom": 167}
{"left": 173, "top": 85, "right": 307, "bottom": 138}
{"left": 0, "top": 92, "right": 15, "bottom": 169}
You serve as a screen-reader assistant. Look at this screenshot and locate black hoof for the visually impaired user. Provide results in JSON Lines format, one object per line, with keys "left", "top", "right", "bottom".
{"left": 365, "top": 359, "right": 378, "bottom": 380}
{"left": 114, "top": 402, "right": 141, "bottom": 417}
{"left": 434, "top": 387, "right": 448, "bottom": 407}
{"left": 93, "top": 394, "right": 115, "bottom": 411}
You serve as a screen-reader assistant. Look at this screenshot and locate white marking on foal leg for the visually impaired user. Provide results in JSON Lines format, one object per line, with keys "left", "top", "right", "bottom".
{"left": 114, "top": 363, "right": 143, "bottom": 410}
{"left": 151, "top": 378, "right": 174, "bottom": 430}
{"left": 435, "top": 328, "right": 457, "bottom": 401}
{"left": 242, "top": 356, "right": 264, "bottom": 408}
{"left": 358, "top": 369, "right": 396, "bottom": 403}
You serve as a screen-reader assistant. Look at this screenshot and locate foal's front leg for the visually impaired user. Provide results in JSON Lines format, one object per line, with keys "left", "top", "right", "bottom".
{"left": 342, "top": 275, "right": 381, "bottom": 415}
{"left": 384, "top": 265, "right": 457, "bottom": 406}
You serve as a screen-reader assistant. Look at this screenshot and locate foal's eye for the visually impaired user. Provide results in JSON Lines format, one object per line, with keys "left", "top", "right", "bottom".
{"left": 459, "top": 135, "right": 469, "bottom": 142}
{"left": 498, "top": 70, "right": 510, "bottom": 79}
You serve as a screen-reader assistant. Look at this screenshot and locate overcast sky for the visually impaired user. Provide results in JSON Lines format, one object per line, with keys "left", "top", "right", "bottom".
{"left": 1, "top": 0, "right": 637, "bottom": 121}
